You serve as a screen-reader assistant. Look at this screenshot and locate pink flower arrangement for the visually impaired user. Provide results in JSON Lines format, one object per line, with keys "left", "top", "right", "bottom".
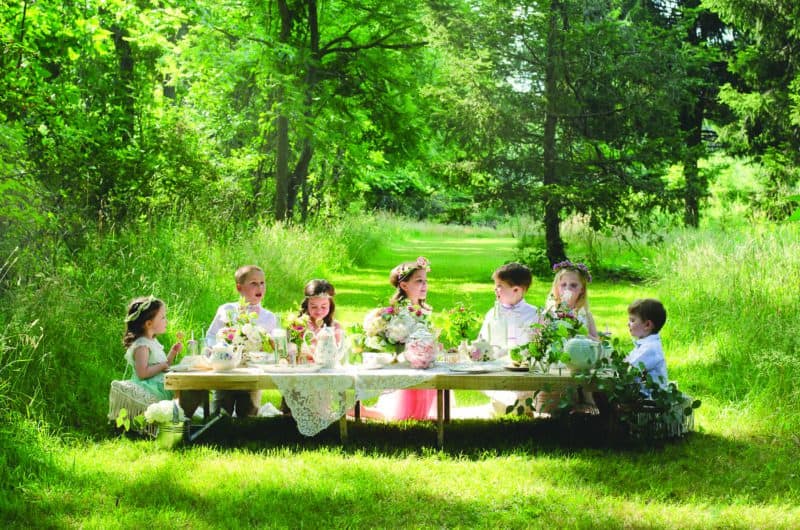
{"left": 404, "top": 336, "right": 437, "bottom": 369}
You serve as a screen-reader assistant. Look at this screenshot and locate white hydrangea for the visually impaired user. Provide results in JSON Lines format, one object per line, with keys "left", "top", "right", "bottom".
{"left": 385, "top": 313, "right": 415, "bottom": 344}
{"left": 363, "top": 310, "right": 387, "bottom": 336}
{"left": 144, "top": 400, "right": 186, "bottom": 424}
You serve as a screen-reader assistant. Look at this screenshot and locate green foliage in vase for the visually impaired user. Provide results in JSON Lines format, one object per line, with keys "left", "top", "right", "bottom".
{"left": 436, "top": 302, "right": 481, "bottom": 349}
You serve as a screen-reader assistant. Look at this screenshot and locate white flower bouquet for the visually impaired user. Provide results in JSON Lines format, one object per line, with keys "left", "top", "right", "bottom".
{"left": 218, "top": 300, "right": 272, "bottom": 355}
{"left": 363, "top": 303, "right": 432, "bottom": 353}
{"left": 144, "top": 400, "right": 186, "bottom": 424}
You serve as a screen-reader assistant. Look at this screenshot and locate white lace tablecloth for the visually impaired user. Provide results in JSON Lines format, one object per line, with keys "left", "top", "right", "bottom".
{"left": 346, "top": 363, "right": 443, "bottom": 404}
{"left": 267, "top": 371, "right": 354, "bottom": 436}
{"left": 265, "top": 364, "right": 445, "bottom": 436}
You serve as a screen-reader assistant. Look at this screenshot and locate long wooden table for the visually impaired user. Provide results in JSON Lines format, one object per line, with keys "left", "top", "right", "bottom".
{"left": 165, "top": 367, "right": 594, "bottom": 447}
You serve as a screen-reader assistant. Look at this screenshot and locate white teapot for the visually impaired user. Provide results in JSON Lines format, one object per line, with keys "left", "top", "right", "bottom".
{"left": 205, "top": 344, "right": 242, "bottom": 371}
{"left": 305, "top": 325, "right": 345, "bottom": 369}
{"left": 563, "top": 335, "right": 601, "bottom": 373}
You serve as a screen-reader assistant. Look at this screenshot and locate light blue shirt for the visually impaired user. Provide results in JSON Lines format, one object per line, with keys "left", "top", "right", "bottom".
{"left": 625, "top": 333, "right": 668, "bottom": 387}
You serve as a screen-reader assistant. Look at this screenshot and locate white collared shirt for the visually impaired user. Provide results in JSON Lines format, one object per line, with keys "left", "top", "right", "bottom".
{"left": 479, "top": 300, "right": 539, "bottom": 348}
{"left": 625, "top": 333, "right": 668, "bottom": 387}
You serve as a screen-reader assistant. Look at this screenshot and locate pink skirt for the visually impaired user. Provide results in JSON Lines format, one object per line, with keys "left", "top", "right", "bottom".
{"left": 374, "top": 389, "right": 438, "bottom": 420}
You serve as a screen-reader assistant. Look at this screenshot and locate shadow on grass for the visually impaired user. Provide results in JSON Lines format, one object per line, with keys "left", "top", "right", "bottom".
{"left": 184, "top": 415, "right": 799, "bottom": 499}
{"left": 189, "top": 413, "right": 705, "bottom": 453}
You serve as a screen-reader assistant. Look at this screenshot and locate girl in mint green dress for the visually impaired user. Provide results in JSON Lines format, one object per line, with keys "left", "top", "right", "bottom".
{"left": 123, "top": 296, "right": 183, "bottom": 400}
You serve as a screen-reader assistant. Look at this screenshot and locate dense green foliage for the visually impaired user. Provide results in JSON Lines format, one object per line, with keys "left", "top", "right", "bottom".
{"left": 4, "top": 1, "right": 797, "bottom": 251}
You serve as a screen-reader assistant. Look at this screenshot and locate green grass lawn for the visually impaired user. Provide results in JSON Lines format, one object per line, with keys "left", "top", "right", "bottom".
{"left": 9, "top": 224, "right": 800, "bottom": 528}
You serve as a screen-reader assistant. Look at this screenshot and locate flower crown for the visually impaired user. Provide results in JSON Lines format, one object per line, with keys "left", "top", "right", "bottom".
{"left": 304, "top": 292, "right": 333, "bottom": 300}
{"left": 125, "top": 295, "right": 157, "bottom": 323}
{"left": 552, "top": 260, "right": 592, "bottom": 283}
{"left": 397, "top": 256, "right": 431, "bottom": 282}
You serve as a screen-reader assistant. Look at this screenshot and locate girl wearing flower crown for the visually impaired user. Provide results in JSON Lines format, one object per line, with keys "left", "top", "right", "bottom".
{"left": 545, "top": 260, "right": 598, "bottom": 338}
{"left": 543, "top": 261, "right": 599, "bottom": 414}
{"left": 361, "top": 257, "right": 439, "bottom": 421}
{"left": 122, "top": 296, "right": 183, "bottom": 401}
{"left": 297, "top": 279, "right": 343, "bottom": 360}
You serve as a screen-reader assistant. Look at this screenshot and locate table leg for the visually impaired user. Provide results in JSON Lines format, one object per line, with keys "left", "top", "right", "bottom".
{"left": 354, "top": 400, "right": 361, "bottom": 422}
{"left": 444, "top": 389, "right": 451, "bottom": 423}
{"left": 339, "top": 414, "right": 348, "bottom": 443}
{"left": 437, "top": 389, "right": 445, "bottom": 448}
{"left": 339, "top": 392, "right": 348, "bottom": 443}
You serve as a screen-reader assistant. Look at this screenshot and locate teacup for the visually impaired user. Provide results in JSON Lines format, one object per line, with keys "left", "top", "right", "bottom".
{"left": 362, "top": 352, "right": 394, "bottom": 368}
{"left": 469, "top": 339, "right": 502, "bottom": 361}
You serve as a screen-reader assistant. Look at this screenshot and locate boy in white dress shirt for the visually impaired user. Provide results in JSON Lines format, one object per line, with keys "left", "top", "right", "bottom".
{"left": 478, "top": 262, "right": 539, "bottom": 347}
{"left": 626, "top": 298, "right": 669, "bottom": 392}
{"left": 206, "top": 265, "right": 279, "bottom": 417}
{"left": 479, "top": 263, "right": 540, "bottom": 415}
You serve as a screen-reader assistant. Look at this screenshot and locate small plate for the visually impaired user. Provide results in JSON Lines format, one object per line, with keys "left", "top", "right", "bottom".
{"left": 261, "top": 364, "right": 322, "bottom": 374}
{"left": 449, "top": 364, "right": 493, "bottom": 374}
{"left": 503, "top": 364, "right": 530, "bottom": 372}
{"left": 168, "top": 363, "right": 211, "bottom": 372}
{"left": 168, "top": 364, "right": 194, "bottom": 372}
{"left": 247, "top": 360, "right": 276, "bottom": 369}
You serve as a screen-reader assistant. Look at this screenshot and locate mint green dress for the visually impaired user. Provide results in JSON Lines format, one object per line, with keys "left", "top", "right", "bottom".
{"left": 124, "top": 336, "right": 173, "bottom": 400}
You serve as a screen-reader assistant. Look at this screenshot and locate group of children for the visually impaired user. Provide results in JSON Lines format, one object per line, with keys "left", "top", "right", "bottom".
{"left": 121, "top": 258, "right": 670, "bottom": 421}
{"left": 480, "top": 261, "right": 667, "bottom": 415}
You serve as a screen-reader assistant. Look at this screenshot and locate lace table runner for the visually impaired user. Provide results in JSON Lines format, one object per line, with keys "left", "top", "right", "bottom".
{"left": 267, "top": 372, "right": 353, "bottom": 436}
{"left": 266, "top": 366, "right": 446, "bottom": 436}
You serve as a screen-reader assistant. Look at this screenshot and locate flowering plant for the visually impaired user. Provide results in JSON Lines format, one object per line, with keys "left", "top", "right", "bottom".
{"left": 144, "top": 400, "right": 186, "bottom": 424}
{"left": 440, "top": 302, "right": 480, "bottom": 349}
{"left": 285, "top": 313, "right": 311, "bottom": 349}
{"left": 217, "top": 298, "right": 272, "bottom": 353}
{"left": 510, "top": 296, "right": 587, "bottom": 367}
{"left": 363, "top": 303, "right": 431, "bottom": 352}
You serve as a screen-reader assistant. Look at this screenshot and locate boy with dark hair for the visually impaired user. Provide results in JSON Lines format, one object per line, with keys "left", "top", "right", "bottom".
{"left": 626, "top": 298, "right": 668, "bottom": 387}
{"left": 479, "top": 262, "right": 539, "bottom": 415}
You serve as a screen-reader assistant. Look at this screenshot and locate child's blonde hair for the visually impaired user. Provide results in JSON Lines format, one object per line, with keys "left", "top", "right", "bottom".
{"left": 235, "top": 265, "right": 264, "bottom": 285}
{"left": 548, "top": 261, "right": 592, "bottom": 311}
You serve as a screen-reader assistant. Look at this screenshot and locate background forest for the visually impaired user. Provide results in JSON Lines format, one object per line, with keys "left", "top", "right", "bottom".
{"left": 2, "top": 0, "right": 800, "bottom": 527}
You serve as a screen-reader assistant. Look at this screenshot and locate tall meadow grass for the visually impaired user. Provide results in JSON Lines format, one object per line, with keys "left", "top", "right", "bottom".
{"left": 653, "top": 223, "right": 800, "bottom": 435}
{"left": 0, "top": 214, "right": 394, "bottom": 436}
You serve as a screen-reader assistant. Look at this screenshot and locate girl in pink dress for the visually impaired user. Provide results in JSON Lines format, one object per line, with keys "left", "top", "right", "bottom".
{"left": 361, "top": 257, "right": 438, "bottom": 420}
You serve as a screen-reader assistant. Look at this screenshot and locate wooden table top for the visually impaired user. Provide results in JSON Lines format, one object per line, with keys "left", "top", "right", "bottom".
{"left": 164, "top": 366, "right": 594, "bottom": 392}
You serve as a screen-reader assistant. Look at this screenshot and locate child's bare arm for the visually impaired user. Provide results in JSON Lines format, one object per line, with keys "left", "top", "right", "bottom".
{"left": 134, "top": 346, "right": 168, "bottom": 378}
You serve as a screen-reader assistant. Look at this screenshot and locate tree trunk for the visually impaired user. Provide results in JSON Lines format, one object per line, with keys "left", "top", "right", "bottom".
{"left": 274, "top": 0, "right": 293, "bottom": 221}
{"left": 542, "top": 0, "right": 566, "bottom": 264}
{"left": 681, "top": 1, "right": 706, "bottom": 228}
{"left": 680, "top": 92, "right": 704, "bottom": 229}
{"left": 290, "top": 0, "right": 319, "bottom": 221}
{"left": 275, "top": 111, "right": 290, "bottom": 221}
